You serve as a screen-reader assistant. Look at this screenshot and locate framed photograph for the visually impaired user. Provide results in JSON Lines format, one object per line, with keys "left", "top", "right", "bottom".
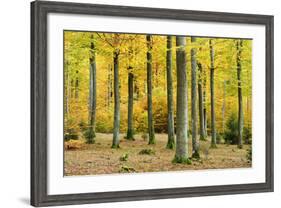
{"left": 31, "top": 0, "right": 274, "bottom": 207}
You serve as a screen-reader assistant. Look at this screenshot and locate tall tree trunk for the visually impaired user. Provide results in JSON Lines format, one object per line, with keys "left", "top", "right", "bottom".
{"left": 155, "top": 62, "right": 159, "bottom": 87}
{"left": 174, "top": 36, "right": 190, "bottom": 164}
{"left": 191, "top": 37, "right": 200, "bottom": 158}
{"left": 112, "top": 49, "right": 120, "bottom": 148}
{"left": 203, "top": 69, "right": 208, "bottom": 137}
{"left": 134, "top": 77, "right": 139, "bottom": 100}
{"left": 209, "top": 39, "right": 217, "bottom": 148}
{"left": 237, "top": 39, "right": 243, "bottom": 149}
{"left": 222, "top": 80, "right": 226, "bottom": 134}
{"left": 74, "top": 70, "right": 79, "bottom": 100}
{"left": 166, "top": 36, "right": 175, "bottom": 149}
{"left": 107, "top": 64, "right": 112, "bottom": 109}
{"left": 87, "top": 34, "right": 97, "bottom": 144}
{"left": 198, "top": 62, "right": 206, "bottom": 141}
{"left": 65, "top": 61, "right": 70, "bottom": 120}
{"left": 126, "top": 68, "right": 134, "bottom": 140}
{"left": 126, "top": 45, "right": 134, "bottom": 140}
{"left": 146, "top": 35, "right": 156, "bottom": 144}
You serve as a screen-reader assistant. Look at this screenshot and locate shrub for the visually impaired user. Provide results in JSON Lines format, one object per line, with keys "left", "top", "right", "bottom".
{"left": 83, "top": 127, "right": 95, "bottom": 144}
{"left": 119, "top": 153, "right": 129, "bottom": 161}
{"left": 64, "top": 128, "right": 79, "bottom": 141}
{"left": 119, "top": 165, "right": 136, "bottom": 173}
{"left": 139, "top": 148, "right": 155, "bottom": 155}
{"left": 243, "top": 126, "right": 252, "bottom": 144}
{"left": 224, "top": 113, "right": 238, "bottom": 145}
{"left": 78, "top": 120, "right": 88, "bottom": 132}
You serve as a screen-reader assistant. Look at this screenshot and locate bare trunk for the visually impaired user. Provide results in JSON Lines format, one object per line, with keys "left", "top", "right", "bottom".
{"left": 209, "top": 39, "right": 217, "bottom": 148}
{"left": 174, "top": 36, "right": 190, "bottom": 164}
{"left": 126, "top": 70, "right": 134, "bottom": 140}
{"left": 107, "top": 64, "right": 112, "bottom": 109}
{"left": 203, "top": 69, "right": 208, "bottom": 137}
{"left": 237, "top": 40, "right": 243, "bottom": 149}
{"left": 65, "top": 61, "right": 70, "bottom": 119}
{"left": 222, "top": 80, "right": 226, "bottom": 134}
{"left": 191, "top": 37, "right": 200, "bottom": 158}
{"left": 166, "top": 36, "right": 175, "bottom": 149}
{"left": 198, "top": 62, "right": 206, "bottom": 141}
{"left": 87, "top": 34, "right": 97, "bottom": 144}
{"left": 112, "top": 49, "right": 120, "bottom": 148}
{"left": 146, "top": 35, "right": 156, "bottom": 144}
{"left": 74, "top": 70, "right": 79, "bottom": 100}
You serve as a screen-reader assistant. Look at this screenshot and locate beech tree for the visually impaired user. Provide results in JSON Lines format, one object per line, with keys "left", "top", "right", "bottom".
{"left": 191, "top": 37, "right": 200, "bottom": 158}
{"left": 174, "top": 36, "right": 190, "bottom": 163}
{"left": 198, "top": 62, "right": 206, "bottom": 141}
{"left": 112, "top": 47, "right": 120, "bottom": 148}
{"left": 126, "top": 45, "right": 134, "bottom": 140}
{"left": 86, "top": 33, "right": 97, "bottom": 144}
{"left": 166, "top": 36, "right": 175, "bottom": 149}
{"left": 209, "top": 39, "right": 217, "bottom": 148}
{"left": 146, "top": 35, "right": 156, "bottom": 144}
{"left": 236, "top": 39, "right": 243, "bottom": 149}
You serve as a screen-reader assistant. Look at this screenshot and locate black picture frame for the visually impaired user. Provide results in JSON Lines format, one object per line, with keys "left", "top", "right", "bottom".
{"left": 31, "top": 0, "right": 274, "bottom": 207}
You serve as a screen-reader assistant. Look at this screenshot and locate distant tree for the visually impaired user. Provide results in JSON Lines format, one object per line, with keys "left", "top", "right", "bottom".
{"left": 202, "top": 65, "right": 208, "bottom": 137}
{"left": 166, "top": 36, "right": 175, "bottom": 149}
{"left": 191, "top": 37, "right": 200, "bottom": 158}
{"left": 112, "top": 47, "right": 120, "bottom": 148}
{"left": 146, "top": 35, "right": 156, "bottom": 144}
{"left": 126, "top": 44, "right": 135, "bottom": 140}
{"left": 236, "top": 39, "right": 243, "bottom": 149}
{"left": 209, "top": 39, "right": 217, "bottom": 148}
{"left": 86, "top": 33, "right": 97, "bottom": 144}
{"left": 222, "top": 80, "right": 226, "bottom": 134}
{"left": 74, "top": 70, "right": 79, "bottom": 100}
{"left": 107, "top": 64, "right": 113, "bottom": 109}
{"left": 198, "top": 62, "right": 206, "bottom": 141}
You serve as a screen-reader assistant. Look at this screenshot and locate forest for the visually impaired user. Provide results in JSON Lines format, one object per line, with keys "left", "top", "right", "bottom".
{"left": 63, "top": 31, "right": 252, "bottom": 176}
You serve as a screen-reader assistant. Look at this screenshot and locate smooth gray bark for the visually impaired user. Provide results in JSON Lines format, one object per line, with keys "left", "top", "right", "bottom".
{"left": 107, "top": 64, "right": 112, "bottom": 109}
{"left": 191, "top": 37, "right": 200, "bottom": 158}
{"left": 146, "top": 35, "right": 156, "bottom": 144}
{"left": 112, "top": 49, "right": 120, "bottom": 148}
{"left": 198, "top": 62, "right": 206, "bottom": 141}
{"left": 236, "top": 40, "right": 243, "bottom": 149}
{"left": 174, "top": 36, "right": 190, "bottom": 163}
{"left": 209, "top": 39, "right": 217, "bottom": 148}
{"left": 166, "top": 36, "right": 175, "bottom": 149}
{"left": 87, "top": 34, "right": 97, "bottom": 144}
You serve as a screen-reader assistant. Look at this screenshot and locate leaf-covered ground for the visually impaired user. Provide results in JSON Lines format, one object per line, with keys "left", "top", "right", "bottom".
{"left": 64, "top": 133, "right": 251, "bottom": 176}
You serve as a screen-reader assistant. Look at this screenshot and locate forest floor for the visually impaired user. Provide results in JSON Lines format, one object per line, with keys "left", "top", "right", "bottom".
{"left": 64, "top": 133, "right": 251, "bottom": 176}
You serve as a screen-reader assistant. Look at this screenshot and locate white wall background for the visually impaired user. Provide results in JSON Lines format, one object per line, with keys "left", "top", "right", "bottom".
{"left": 0, "top": 0, "right": 279, "bottom": 207}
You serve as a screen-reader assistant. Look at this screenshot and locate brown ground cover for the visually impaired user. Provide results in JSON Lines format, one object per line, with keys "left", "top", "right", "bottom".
{"left": 64, "top": 133, "right": 251, "bottom": 176}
